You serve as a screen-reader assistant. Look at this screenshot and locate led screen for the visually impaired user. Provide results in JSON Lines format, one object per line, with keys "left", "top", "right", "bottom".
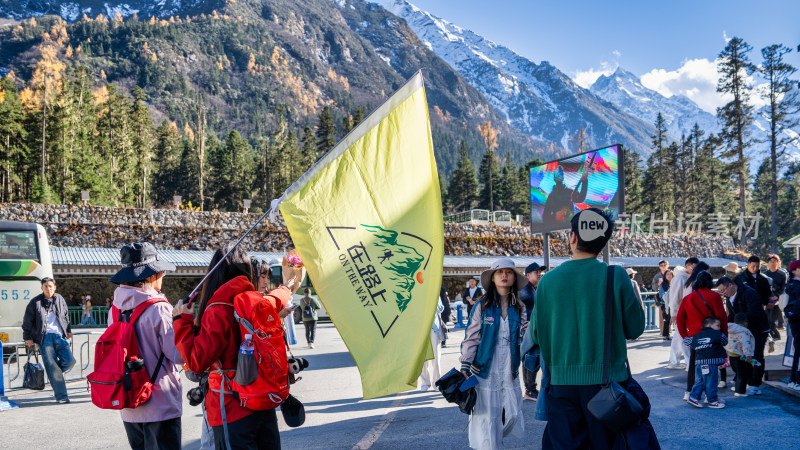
{"left": 529, "top": 144, "right": 624, "bottom": 234}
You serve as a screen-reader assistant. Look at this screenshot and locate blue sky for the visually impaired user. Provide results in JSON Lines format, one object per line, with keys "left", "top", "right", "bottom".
{"left": 406, "top": 0, "right": 800, "bottom": 112}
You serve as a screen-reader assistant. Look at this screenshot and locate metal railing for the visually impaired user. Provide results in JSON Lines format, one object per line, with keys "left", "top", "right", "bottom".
{"left": 640, "top": 291, "right": 661, "bottom": 332}
{"left": 68, "top": 306, "right": 109, "bottom": 327}
{"left": 3, "top": 330, "right": 103, "bottom": 392}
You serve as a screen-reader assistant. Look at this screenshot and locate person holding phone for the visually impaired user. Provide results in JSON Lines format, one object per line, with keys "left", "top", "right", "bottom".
{"left": 459, "top": 258, "right": 527, "bottom": 449}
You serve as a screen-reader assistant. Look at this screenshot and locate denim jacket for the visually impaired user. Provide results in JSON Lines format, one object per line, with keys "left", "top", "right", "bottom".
{"left": 460, "top": 298, "right": 524, "bottom": 379}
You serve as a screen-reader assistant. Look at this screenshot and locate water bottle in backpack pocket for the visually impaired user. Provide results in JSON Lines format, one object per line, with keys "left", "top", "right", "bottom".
{"left": 233, "top": 333, "right": 258, "bottom": 386}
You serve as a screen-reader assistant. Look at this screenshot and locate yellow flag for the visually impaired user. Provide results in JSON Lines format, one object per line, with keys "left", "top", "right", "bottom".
{"left": 278, "top": 72, "right": 444, "bottom": 399}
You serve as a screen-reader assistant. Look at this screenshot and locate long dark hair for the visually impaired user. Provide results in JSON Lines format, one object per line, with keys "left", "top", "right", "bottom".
{"left": 481, "top": 275, "right": 524, "bottom": 314}
{"left": 692, "top": 270, "right": 714, "bottom": 291}
{"left": 195, "top": 241, "right": 252, "bottom": 326}
{"left": 685, "top": 261, "right": 710, "bottom": 289}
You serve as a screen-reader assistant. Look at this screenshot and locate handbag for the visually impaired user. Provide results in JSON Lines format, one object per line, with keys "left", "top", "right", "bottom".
{"left": 586, "top": 266, "right": 646, "bottom": 433}
{"left": 23, "top": 351, "right": 46, "bottom": 390}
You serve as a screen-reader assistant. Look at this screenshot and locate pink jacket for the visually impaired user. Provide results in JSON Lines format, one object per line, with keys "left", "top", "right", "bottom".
{"left": 108, "top": 285, "right": 183, "bottom": 423}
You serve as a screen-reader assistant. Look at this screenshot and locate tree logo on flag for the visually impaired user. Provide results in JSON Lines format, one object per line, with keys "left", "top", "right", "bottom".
{"left": 327, "top": 224, "right": 433, "bottom": 338}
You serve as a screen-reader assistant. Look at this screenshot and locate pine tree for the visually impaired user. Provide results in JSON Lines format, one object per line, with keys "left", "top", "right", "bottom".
{"left": 759, "top": 44, "right": 799, "bottom": 252}
{"left": 477, "top": 121, "right": 499, "bottom": 210}
{"left": 0, "top": 75, "right": 30, "bottom": 202}
{"left": 622, "top": 147, "right": 644, "bottom": 213}
{"left": 301, "top": 125, "right": 316, "bottom": 169}
{"left": 352, "top": 106, "right": 366, "bottom": 127}
{"left": 130, "top": 86, "right": 154, "bottom": 207}
{"left": 316, "top": 106, "right": 337, "bottom": 158}
{"left": 446, "top": 141, "right": 479, "bottom": 212}
{"left": 478, "top": 146, "right": 500, "bottom": 211}
{"left": 717, "top": 36, "right": 756, "bottom": 217}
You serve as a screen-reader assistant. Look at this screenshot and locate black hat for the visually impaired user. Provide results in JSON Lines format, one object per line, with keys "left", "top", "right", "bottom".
{"left": 281, "top": 394, "right": 305, "bottom": 427}
{"left": 109, "top": 243, "right": 176, "bottom": 284}
{"left": 525, "top": 262, "right": 544, "bottom": 274}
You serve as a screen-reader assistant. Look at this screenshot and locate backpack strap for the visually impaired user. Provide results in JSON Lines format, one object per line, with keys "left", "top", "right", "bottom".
{"left": 129, "top": 298, "right": 168, "bottom": 324}
{"left": 111, "top": 305, "right": 121, "bottom": 322}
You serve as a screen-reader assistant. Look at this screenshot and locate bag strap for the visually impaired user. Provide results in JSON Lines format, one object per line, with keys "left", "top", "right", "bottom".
{"left": 129, "top": 298, "right": 168, "bottom": 324}
{"left": 150, "top": 352, "right": 166, "bottom": 384}
{"left": 694, "top": 290, "right": 715, "bottom": 317}
{"left": 602, "top": 265, "right": 614, "bottom": 386}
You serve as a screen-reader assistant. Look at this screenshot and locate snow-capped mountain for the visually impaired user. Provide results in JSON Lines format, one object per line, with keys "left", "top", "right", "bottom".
{"left": 0, "top": 1, "right": 221, "bottom": 21}
{"left": 590, "top": 67, "right": 718, "bottom": 139}
{"left": 370, "top": 0, "right": 656, "bottom": 154}
{"left": 590, "top": 67, "right": 800, "bottom": 173}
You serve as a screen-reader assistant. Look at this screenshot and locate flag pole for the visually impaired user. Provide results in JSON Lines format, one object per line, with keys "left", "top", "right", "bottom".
{"left": 183, "top": 206, "right": 272, "bottom": 305}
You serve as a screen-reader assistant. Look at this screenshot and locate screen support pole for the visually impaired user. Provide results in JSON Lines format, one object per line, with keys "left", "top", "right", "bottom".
{"left": 543, "top": 232, "right": 550, "bottom": 270}
{"left": 603, "top": 243, "right": 610, "bottom": 264}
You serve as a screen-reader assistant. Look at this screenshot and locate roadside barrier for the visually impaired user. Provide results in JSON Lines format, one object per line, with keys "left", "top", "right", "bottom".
{"left": 2, "top": 330, "right": 104, "bottom": 392}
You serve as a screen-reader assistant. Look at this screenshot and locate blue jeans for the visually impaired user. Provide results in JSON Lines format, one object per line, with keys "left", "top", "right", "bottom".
{"left": 81, "top": 314, "right": 96, "bottom": 325}
{"left": 40, "top": 333, "right": 76, "bottom": 401}
{"left": 690, "top": 363, "right": 719, "bottom": 402}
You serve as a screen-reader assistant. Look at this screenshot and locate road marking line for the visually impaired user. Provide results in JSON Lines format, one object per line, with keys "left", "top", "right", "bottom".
{"left": 352, "top": 396, "right": 405, "bottom": 449}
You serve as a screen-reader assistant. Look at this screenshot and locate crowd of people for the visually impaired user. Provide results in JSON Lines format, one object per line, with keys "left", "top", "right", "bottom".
{"left": 18, "top": 207, "right": 800, "bottom": 450}
{"left": 655, "top": 252, "right": 800, "bottom": 406}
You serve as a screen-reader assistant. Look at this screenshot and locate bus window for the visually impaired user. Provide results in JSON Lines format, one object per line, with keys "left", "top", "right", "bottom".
{"left": 0, "top": 230, "right": 39, "bottom": 261}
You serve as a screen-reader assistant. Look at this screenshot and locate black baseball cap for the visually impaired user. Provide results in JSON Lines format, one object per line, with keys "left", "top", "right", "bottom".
{"left": 525, "top": 262, "right": 545, "bottom": 274}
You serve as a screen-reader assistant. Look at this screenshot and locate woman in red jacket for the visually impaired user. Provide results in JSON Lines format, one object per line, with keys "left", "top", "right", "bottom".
{"left": 676, "top": 270, "right": 728, "bottom": 401}
{"left": 173, "top": 244, "right": 298, "bottom": 449}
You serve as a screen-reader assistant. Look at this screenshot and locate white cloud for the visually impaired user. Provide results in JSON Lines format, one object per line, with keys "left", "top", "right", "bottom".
{"left": 641, "top": 58, "right": 726, "bottom": 113}
{"left": 641, "top": 58, "right": 768, "bottom": 114}
{"left": 722, "top": 30, "right": 731, "bottom": 43}
{"left": 612, "top": 50, "right": 622, "bottom": 58}
{"left": 573, "top": 61, "right": 617, "bottom": 89}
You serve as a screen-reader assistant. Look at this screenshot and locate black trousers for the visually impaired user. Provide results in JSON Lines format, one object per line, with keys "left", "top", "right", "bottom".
{"left": 767, "top": 307, "right": 782, "bottom": 339}
{"left": 730, "top": 356, "right": 751, "bottom": 394}
{"left": 303, "top": 320, "right": 317, "bottom": 344}
{"left": 213, "top": 409, "right": 280, "bottom": 450}
{"left": 751, "top": 331, "right": 768, "bottom": 387}
{"left": 686, "top": 348, "right": 697, "bottom": 392}
{"left": 542, "top": 384, "right": 615, "bottom": 450}
{"left": 123, "top": 418, "right": 181, "bottom": 450}
{"left": 523, "top": 351, "right": 540, "bottom": 395}
{"left": 789, "top": 320, "right": 800, "bottom": 383}
{"left": 659, "top": 305, "right": 671, "bottom": 338}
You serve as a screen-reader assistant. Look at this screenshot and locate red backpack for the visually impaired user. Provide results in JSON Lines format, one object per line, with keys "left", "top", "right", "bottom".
{"left": 208, "top": 290, "right": 290, "bottom": 411}
{"left": 87, "top": 299, "right": 167, "bottom": 409}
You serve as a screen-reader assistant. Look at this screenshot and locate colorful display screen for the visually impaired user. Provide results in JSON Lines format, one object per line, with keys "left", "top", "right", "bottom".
{"left": 529, "top": 144, "right": 623, "bottom": 234}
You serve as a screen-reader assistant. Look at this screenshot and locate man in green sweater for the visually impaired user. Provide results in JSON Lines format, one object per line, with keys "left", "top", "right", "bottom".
{"left": 532, "top": 208, "right": 645, "bottom": 448}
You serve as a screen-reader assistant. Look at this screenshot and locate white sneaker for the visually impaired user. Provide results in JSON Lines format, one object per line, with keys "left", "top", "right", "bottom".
{"left": 787, "top": 382, "right": 800, "bottom": 392}
{"left": 718, "top": 380, "right": 727, "bottom": 389}
{"left": 683, "top": 391, "right": 690, "bottom": 401}
{"left": 420, "top": 385, "right": 429, "bottom": 392}
{"left": 666, "top": 363, "right": 686, "bottom": 370}
{"left": 747, "top": 387, "right": 763, "bottom": 395}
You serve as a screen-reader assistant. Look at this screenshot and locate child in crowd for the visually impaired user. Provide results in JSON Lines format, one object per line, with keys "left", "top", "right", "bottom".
{"left": 726, "top": 312, "right": 755, "bottom": 397}
{"left": 685, "top": 316, "right": 728, "bottom": 409}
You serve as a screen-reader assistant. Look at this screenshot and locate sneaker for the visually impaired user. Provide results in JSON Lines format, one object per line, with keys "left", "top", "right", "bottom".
{"left": 787, "top": 382, "right": 798, "bottom": 389}
{"left": 718, "top": 380, "right": 727, "bottom": 389}
{"left": 309, "top": 343, "right": 315, "bottom": 349}
{"left": 420, "top": 385, "right": 429, "bottom": 392}
{"left": 440, "top": 342, "right": 446, "bottom": 348}
{"left": 667, "top": 363, "right": 686, "bottom": 370}
{"left": 683, "top": 391, "right": 690, "bottom": 401}
{"left": 704, "top": 398, "right": 724, "bottom": 405}
{"left": 707, "top": 401, "right": 725, "bottom": 409}
{"left": 734, "top": 392, "right": 748, "bottom": 397}
{"left": 56, "top": 398, "right": 70, "bottom": 404}
{"left": 523, "top": 390, "right": 539, "bottom": 401}
{"left": 747, "top": 387, "right": 763, "bottom": 395}
{"left": 730, "top": 387, "right": 736, "bottom": 392}
{"left": 686, "top": 397, "right": 703, "bottom": 408}
{"left": 791, "top": 384, "right": 800, "bottom": 392}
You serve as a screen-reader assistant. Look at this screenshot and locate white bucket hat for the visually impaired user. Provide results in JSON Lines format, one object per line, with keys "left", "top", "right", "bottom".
{"left": 480, "top": 258, "right": 527, "bottom": 291}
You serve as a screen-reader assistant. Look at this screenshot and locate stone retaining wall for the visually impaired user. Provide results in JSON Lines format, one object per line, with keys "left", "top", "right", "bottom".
{"left": 0, "top": 203, "right": 735, "bottom": 258}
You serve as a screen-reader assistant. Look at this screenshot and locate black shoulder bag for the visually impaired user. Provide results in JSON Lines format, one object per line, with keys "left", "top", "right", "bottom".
{"left": 586, "top": 265, "right": 645, "bottom": 433}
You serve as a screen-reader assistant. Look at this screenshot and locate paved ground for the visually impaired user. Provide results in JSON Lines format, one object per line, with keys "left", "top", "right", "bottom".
{"left": 2, "top": 323, "right": 799, "bottom": 449}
